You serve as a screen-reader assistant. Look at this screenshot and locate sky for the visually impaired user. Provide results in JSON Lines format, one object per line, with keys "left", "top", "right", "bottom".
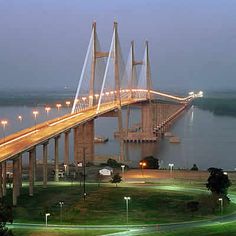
{"left": 0, "top": 0, "right": 236, "bottom": 92}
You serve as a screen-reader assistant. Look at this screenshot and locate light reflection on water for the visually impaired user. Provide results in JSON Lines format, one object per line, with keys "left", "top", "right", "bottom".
{"left": 0, "top": 105, "right": 236, "bottom": 170}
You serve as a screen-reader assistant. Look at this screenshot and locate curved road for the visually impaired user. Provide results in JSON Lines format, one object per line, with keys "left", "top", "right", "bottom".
{"left": 7, "top": 187, "right": 236, "bottom": 236}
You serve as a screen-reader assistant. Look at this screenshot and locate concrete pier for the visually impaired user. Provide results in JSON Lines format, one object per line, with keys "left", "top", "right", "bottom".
{"left": 77, "top": 121, "right": 94, "bottom": 163}
{"left": 0, "top": 164, "right": 2, "bottom": 199}
{"left": 13, "top": 157, "right": 20, "bottom": 206}
{"left": 54, "top": 136, "right": 60, "bottom": 182}
{"left": 43, "top": 141, "right": 49, "bottom": 188}
{"left": 2, "top": 161, "right": 6, "bottom": 196}
{"left": 29, "top": 148, "right": 36, "bottom": 196}
{"left": 74, "top": 126, "right": 79, "bottom": 164}
{"left": 64, "top": 130, "right": 70, "bottom": 175}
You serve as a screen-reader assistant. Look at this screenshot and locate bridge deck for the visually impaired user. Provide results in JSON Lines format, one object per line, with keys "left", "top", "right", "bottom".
{"left": 0, "top": 99, "right": 145, "bottom": 162}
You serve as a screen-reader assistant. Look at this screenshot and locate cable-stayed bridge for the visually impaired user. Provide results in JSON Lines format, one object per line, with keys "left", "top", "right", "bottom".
{"left": 0, "top": 22, "right": 202, "bottom": 205}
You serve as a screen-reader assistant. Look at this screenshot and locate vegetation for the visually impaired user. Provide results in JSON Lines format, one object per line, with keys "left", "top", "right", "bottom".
{"left": 110, "top": 173, "right": 122, "bottom": 187}
{"left": 105, "top": 158, "right": 125, "bottom": 168}
{"left": 11, "top": 228, "right": 121, "bottom": 236}
{"left": 140, "top": 156, "right": 159, "bottom": 169}
{"left": 193, "top": 97, "right": 236, "bottom": 117}
{"left": 4, "top": 181, "right": 235, "bottom": 226}
{"left": 146, "top": 222, "right": 236, "bottom": 236}
{"left": 191, "top": 164, "right": 199, "bottom": 171}
{"left": 206, "top": 168, "right": 231, "bottom": 196}
{"left": 0, "top": 203, "right": 14, "bottom": 236}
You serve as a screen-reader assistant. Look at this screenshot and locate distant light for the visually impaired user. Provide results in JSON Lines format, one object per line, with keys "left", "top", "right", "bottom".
{"left": 198, "top": 91, "right": 204, "bottom": 97}
{"left": 56, "top": 104, "right": 62, "bottom": 109}
{"left": 33, "top": 111, "right": 39, "bottom": 116}
{"left": 65, "top": 101, "right": 71, "bottom": 106}
{"left": 188, "top": 91, "right": 194, "bottom": 96}
{"left": 18, "top": 115, "right": 23, "bottom": 122}
{"left": 1, "top": 120, "right": 8, "bottom": 126}
{"left": 45, "top": 107, "right": 51, "bottom": 112}
{"left": 124, "top": 196, "right": 131, "bottom": 200}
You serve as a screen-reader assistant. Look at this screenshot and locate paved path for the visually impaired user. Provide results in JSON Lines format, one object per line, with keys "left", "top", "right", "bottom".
{"left": 7, "top": 186, "right": 236, "bottom": 235}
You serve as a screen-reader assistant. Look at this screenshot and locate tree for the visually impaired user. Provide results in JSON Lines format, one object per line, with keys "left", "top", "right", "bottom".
{"left": 107, "top": 159, "right": 120, "bottom": 168}
{"left": 111, "top": 173, "right": 122, "bottom": 187}
{"left": 0, "top": 203, "right": 14, "bottom": 236}
{"left": 206, "top": 168, "right": 231, "bottom": 196}
{"left": 140, "top": 156, "right": 159, "bottom": 169}
{"left": 191, "top": 164, "right": 198, "bottom": 171}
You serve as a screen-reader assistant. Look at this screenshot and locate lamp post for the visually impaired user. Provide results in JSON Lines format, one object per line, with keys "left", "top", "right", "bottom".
{"left": 56, "top": 103, "right": 62, "bottom": 117}
{"left": 83, "top": 147, "right": 86, "bottom": 201}
{"left": 45, "top": 107, "right": 51, "bottom": 121}
{"left": 32, "top": 111, "right": 39, "bottom": 131}
{"left": 59, "top": 201, "right": 64, "bottom": 223}
{"left": 219, "top": 198, "right": 223, "bottom": 214}
{"left": 124, "top": 196, "right": 131, "bottom": 224}
{"left": 64, "top": 164, "right": 68, "bottom": 176}
{"left": 168, "top": 163, "right": 174, "bottom": 176}
{"left": 45, "top": 213, "right": 50, "bottom": 227}
{"left": 1, "top": 120, "right": 8, "bottom": 144}
{"left": 65, "top": 101, "right": 71, "bottom": 112}
{"left": 121, "top": 165, "right": 125, "bottom": 180}
{"left": 139, "top": 161, "right": 146, "bottom": 178}
{"left": 18, "top": 115, "right": 23, "bottom": 123}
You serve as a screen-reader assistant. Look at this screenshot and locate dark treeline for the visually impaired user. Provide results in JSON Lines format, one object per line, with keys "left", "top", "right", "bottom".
{"left": 0, "top": 90, "right": 75, "bottom": 107}
{"left": 193, "top": 97, "right": 236, "bottom": 117}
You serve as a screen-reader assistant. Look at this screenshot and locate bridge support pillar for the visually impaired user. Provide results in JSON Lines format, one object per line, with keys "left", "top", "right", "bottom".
{"left": 2, "top": 161, "right": 6, "bottom": 196}
{"left": 77, "top": 121, "right": 94, "bottom": 163}
{"left": 43, "top": 141, "right": 49, "bottom": 188}
{"left": 64, "top": 130, "right": 70, "bottom": 176}
{"left": 74, "top": 127, "right": 79, "bottom": 165}
{"left": 29, "top": 148, "right": 36, "bottom": 196}
{"left": 117, "top": 109, "right": 124, "bottom": 162}
{"left": 0, "top": 164, "right": 2, "bottom": 199}
{"left": 13, "top": 157, "right": 20, "bottom": 206}
{"left": 16, "top": 154, "right": 22, "bottom": 197}
{"left": 54, "top": 136, "right": 60, "bottom": 182}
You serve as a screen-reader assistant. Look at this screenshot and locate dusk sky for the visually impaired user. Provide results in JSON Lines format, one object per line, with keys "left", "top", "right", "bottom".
{"left": 0, "top": 0, "right": 236, "bottom": 92}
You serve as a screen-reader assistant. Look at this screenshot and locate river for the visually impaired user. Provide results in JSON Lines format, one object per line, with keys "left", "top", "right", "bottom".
{"left": 0, "top": 90, "right": 235, "bottom": 171}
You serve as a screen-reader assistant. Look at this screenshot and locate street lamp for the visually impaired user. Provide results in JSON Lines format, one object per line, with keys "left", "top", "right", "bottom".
{"left": 1, "top": 120, "right": 8, "bottom": 144}
{"left": 45, "top": 107, "right": 51, "bottom": 121}
{"left": 64, "top": 164, "right": 68, "bottom": 176}
{"left": 65, "top": 101, "right": 71, "bottom": 111}
{"left": 18, "top": 115, "right": 23, "bottom": 123}
{"left": 139, "top": 161, "right": 146, "bottom": 177}
{"left": 124, "top": 196, "right": 131, "bottom": 224}
{"left": 32, "top": 111, "right": 39, "bottom": 131}
{"left": 219, "top": 198, "right": 223, "bottom": 213}
{"left": 121, "top": 165, "right": 125, "bottom": 180}
{"left": 59, "top": 201, "right": 64, "bottom": 223}
{"left": 168, "top": 163, "right": 174, "bottom": 175}
{"left": 56, "top": 103, "right": 62, "bottom": 117}
{"left": 45, "top": 213, "right": 50, "bottom": 227}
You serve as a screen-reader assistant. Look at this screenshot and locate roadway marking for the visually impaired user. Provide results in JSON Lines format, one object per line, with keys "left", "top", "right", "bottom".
{"left": 49, "top": 113, "right": 84, "bottom": 127}
{"left": 0, "top": 130, "right": 39, "bottom": 148}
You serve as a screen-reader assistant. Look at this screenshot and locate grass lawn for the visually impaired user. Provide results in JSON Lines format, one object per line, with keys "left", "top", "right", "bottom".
{"left": 4, "top": 182, "right": 236, "bottom": 225}
{"left": 10, "top": 228, "right": 122, "bottom": 236}
{"left": 146, "top": 222, "right": 236, "bottom": 236}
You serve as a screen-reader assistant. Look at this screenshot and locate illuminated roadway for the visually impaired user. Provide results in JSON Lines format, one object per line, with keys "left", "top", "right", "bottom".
{"left": 0, "top": 90, "right": 194, "bottom": 163}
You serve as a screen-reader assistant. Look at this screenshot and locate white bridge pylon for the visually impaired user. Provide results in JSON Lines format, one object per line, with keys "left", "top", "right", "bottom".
{"left": 71, "top": 22, "right": 153, "bottom": 114}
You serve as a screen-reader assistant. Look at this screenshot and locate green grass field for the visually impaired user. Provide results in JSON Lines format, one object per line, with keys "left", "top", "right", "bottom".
{"left": 4, "top": 181, "right": 235, "bottom": 225}
{"left": 10, "top": 228, "right": 122, "bottom": 236}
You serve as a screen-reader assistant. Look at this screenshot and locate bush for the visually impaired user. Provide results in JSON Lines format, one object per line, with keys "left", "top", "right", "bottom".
{"left": 191, "top": 164, "right": 198, "bottom": 171}
{"left": 140, "top": 156, "right": 159, "bottom": 169}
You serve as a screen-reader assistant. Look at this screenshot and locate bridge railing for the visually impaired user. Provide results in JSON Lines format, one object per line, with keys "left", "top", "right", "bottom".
{"left": 72, "top": 89, "right": 194, "bottom": 113}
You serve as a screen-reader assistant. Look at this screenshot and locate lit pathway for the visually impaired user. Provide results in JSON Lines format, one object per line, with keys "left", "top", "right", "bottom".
{"left": 7, "top": 186, "right": 236, "bottom": 236}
